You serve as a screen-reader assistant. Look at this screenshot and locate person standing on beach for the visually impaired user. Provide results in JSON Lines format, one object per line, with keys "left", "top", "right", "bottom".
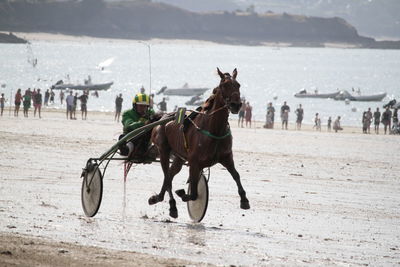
{"left": 23, "top": 90, "right": 31, "bottom": 118}
{"left": 59, "top": 90, "right": 65, "bottom": 105}
{"left": 313, "top": 113, "right": 321, "bottom": 131}
{"left": 295, "top": 104, "right": 304, "bottom": 130}
{"left": 0, "top": 93, "right": 6, "bottom": 116}
{"left": 374, "top": 107, "right": 381, "bottom": 134}
{"left": 14, "top": 88, "right": 23, "bottom": 117}
{"left": 238, "top": 99, "right": 246, "bottom": 127}
{"left": 115, "top": 94, "right": 123, "bottom": 122}
{"left": 157, "top": 97, "right": 167, "bottom": 113}
{"left": 73, "top": 92, "right": 78, "bottom": 119}
{"left": 280, "top": 101, "right": 290, "bottom": 130}
{"left": 265, "top": 110, "right": 273, "bottom": 129}
{"left": 49, "top": 90, "right": 55, "bottom": 104}
{"left": 245, "top": 101, "right": 252, "bottom": 128}
{"left": 365, "top": 107, "right": 372, "bottom": 134}
{"left": 333, "top": 116, "right": 343, "bottom": 133}
{"left": 381, "top": 107, "right": 392, "bottom": 134}
{"left": 327, "top": 116, "right": 332, "bottom": 131}
{"left": 33, "top": 89, "right": 42, "bottom": 118}
{"left": 392, "top": 108, "right": 398, "bottom": 132}
{"left": 44, "top": 89, "right": 50, "bottom": 106}
{"left": 281, "top": 110, "right": 289, "bottom": 130}
{"left": 66, "top": 91, "right": 74, "bottom": 120}
{"left": 78, "top": 91, "right": 88, "bottom": 120}
{"left": 362, "top": 111, "right": 368, "bottom": 134}
{"left": 31, "top": 89, "right": 37, "bottom": 110}
{"left": 267, "top": 102, "right": 275, "bottom": 129}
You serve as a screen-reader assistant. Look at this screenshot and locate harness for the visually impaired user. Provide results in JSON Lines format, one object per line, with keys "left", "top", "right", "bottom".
{"left": 187, "top": 116, "right": 231, "bottom": 140}
{"left": 181, "top": 75, "right": 239, "bottom": 152}
{"left": 182, "top": 99, "right": 231, "bottom": 152}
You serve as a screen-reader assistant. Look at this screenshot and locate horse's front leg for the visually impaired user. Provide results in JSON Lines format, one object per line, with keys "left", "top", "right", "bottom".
{"left": 220, "top": 155, "right": 250, "bottom": 209}
{"left": 176, "top": 165, "right": 200, "bottom": 202}
{"left": 165, "top": 157, "right": 184, "bottom": 218}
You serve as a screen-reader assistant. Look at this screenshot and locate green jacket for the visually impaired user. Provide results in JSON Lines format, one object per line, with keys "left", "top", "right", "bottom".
{"left": 23, "top": 95, "right": 31, "bottom": 109}
{"left": 121, "top": 107, "right": 155, "bottom": 134}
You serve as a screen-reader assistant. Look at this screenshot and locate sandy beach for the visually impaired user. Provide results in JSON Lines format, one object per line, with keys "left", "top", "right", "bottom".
{"left": 0, "top": 108, "right": 399, "bottom": 266}
{"left": 3, "top": 31, "right": 363, "bottom": 49}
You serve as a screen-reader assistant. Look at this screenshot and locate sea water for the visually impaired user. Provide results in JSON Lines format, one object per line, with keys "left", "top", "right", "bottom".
{"left": 1, "top": 40, "right": 399, "bottom": 126}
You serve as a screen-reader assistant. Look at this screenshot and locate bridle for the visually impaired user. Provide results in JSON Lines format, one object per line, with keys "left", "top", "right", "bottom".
{"left": 192, "top": 74, "right": 240, "bottom": 117}
{"left": 182, "top": 74, "right": 240, "bottom": 143}
{"left": 219, "top": 74, "right": 241, "bottom": 114}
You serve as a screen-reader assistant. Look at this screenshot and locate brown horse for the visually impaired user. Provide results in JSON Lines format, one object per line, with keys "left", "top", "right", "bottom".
{"left": 149, "top": 68, "right": 250, "bottom": 218}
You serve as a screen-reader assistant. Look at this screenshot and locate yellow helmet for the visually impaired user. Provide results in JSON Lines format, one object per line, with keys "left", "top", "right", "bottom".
{"left": 132, "top": 93, "right": 150, "bottom": 106}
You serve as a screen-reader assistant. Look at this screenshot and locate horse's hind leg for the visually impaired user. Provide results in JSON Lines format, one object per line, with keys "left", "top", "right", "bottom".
{"left": 220, "top": 155, "right": 250, "bottom": 209}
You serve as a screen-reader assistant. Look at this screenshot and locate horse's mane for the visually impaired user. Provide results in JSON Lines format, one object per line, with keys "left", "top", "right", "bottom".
{"left": 201, "top": 87, "right": 219, "bottom": 111}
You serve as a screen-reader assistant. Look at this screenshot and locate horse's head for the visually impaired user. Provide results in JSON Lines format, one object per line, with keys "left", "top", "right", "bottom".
{"left": 217, "top": 68, "right": 242, "bottom": 114}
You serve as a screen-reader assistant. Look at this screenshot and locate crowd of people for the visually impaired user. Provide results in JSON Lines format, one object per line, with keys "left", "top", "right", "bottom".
{"left": 263, "top": 101, "right": 344, "bottom": 132}
{"left": 8, "top": 88, "right": 47, "bottom": 118}
{"left": 2, "top": 86, "right": 399, "bottom": 136}
{"left": 261, "top": 101, "right": 399, "bottom": 134}
{"left": 365, "top": 106, "right": 399, "bottom": 135}
{"left": 238, "top": 99, "right": 253, "bottom": 128}
{"left": 65, "top": 90, "right": 89, "bottom": 120}
{"left": 0, "top": 88, "right": 91, "bottom": 120}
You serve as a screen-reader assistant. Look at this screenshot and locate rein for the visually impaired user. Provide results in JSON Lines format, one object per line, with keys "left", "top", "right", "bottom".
{"left": 190, "top": 104, "right": 228, "bottom": 116}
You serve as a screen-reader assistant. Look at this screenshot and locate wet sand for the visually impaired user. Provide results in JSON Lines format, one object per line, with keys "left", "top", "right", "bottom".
{"left": 0, "top": 232, "right": 204, "bottom": 267}
{"left": 1, "top": 109, "right": 400, "bottom": 266}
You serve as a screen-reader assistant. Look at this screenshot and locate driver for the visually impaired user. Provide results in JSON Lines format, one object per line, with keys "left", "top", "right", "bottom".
{"left": 119, "top": 93, "right": 155, "bottom": 158}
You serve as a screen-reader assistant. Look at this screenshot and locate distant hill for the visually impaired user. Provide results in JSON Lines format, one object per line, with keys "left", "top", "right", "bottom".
{"left": 0, "top": 0, "right": 399, "bottom": 49}
{"left": 155, "top": 0, "right": 400, "bottom": 40}
{"left": 0, "top": 32, "right": 27, "bottom": 43}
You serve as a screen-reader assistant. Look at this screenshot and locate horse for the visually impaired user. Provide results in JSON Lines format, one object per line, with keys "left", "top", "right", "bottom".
{"left": 149, "top": 68, "right": 250, "bottom": 218}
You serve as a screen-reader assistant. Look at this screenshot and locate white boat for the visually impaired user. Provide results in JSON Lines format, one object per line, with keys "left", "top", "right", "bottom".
{"left": 157, "top": 83, "right": 209, "bottom": 96}
{"left": 294, "top": 90, "right": 339, "bottom": 99}
{"left": 334, "top": 90, "right": 387, "bottom": 102}
{"left": 51, "top": 80, "right": 113, "bottom": 91}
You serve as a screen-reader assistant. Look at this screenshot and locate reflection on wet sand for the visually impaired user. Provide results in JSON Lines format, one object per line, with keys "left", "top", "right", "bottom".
{"left": 185, "top": 223, "right": 206, "bottom": 247}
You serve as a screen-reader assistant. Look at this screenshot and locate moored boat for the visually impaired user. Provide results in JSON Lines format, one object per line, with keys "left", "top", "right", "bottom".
{"left": 334, "top": 90, "right": 387, "bottom": 102}
{"left": 51, "top": 81, "right": 113, "bottom": 91}
{"left": 157, "top": 84, "right": 209, "bottom": 96}
{"left": 294, "top": 90, "right": 339, "bottom": 99}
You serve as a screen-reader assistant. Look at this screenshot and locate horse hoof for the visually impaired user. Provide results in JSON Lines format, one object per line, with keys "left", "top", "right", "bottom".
{"left": 169, "top": 199, "right": 178, "bottom": 218}
{"left": 175, "top": 189, "right": 186, "bottom": 197}
{"left": 169, "top": 208, "right": 178, "bottom": 218}
{"left": 240, "top": 201, "right": 250, "bottom": 210}
{"left": 182, "top": 194, "right": 197, "bottom": 202}
{"left": 148, "top": 195, "right": 160, "bottom": 205}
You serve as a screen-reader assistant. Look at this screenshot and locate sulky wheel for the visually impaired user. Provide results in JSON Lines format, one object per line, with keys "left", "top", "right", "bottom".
{"left": 81, "top": 162, "right": 103, "bottom": 217}
{"left": 187, "top": 171, "right": 209, "bottom": 222}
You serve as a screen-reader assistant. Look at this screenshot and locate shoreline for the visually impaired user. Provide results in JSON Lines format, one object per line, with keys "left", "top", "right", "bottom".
{"left": 1, "top": 31, "right": 375, "bottom": 49}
